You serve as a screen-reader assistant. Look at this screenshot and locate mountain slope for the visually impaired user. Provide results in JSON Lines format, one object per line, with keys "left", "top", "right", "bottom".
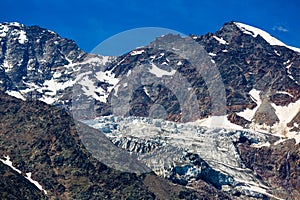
{"left": 1, "top": 21, "right": 300, "bottom": 136}
{"left": 194, "top": 22, "right": 300, "bottom": 137}
{"left": 0, "top": 93, "right": 230, "bottom": 199}
{"left": 1, "top": 21, "right": 300, "bottom": 199}
{"left": 0, "top": 93, "right": 151, "bottom": 199}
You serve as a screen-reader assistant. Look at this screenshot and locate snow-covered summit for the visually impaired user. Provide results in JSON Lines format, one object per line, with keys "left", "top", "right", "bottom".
{"left": 234, "top": 22, "right": 300, "bottom": 53}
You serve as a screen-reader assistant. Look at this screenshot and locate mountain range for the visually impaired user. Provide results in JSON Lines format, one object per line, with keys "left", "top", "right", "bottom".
{"left": 0, "top": 21, "right": 299, "bottom": 199}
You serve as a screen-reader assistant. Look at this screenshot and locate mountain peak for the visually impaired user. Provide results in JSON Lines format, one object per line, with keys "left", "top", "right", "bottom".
{"left": 213, "top": 21, "right": 300, "bottom": 53}
{"left": 233, "top": 21, "right": 300, "bottom": 53}
{"left": 0, "top": 22, "right": 85, "bottom": 95}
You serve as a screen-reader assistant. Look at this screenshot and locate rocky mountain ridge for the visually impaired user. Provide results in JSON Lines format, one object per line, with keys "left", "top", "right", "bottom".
{"left": 1, "top": 21, "right": 300, "bottom": 199}
{"left": 1, "top": 21, "right": 299, "bottom": 136}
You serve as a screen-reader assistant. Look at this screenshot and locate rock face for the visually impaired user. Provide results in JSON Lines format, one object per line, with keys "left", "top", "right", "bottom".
{"left": 0, "top": 93, "right": 222, "bottom": 199}
{"left": 0, "top": 22, "right": 84, "bottom": 90}
{"left": 1, "top": 21, "right": 300, "bottom": 134}
{"left": 238, "top": 139, "right": 300, "bottom": 199}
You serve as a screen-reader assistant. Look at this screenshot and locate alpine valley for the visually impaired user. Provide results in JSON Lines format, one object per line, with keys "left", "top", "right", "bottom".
{"left": 0, "top": 21, "right": 299, "bottom": 199}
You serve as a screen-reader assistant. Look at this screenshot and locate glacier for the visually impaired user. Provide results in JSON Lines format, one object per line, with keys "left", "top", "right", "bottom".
{"left": 83, "top": 116, "right": 284, "bottom": 199}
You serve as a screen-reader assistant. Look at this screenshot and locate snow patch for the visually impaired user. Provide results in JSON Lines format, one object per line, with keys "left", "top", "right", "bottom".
{"left": 86, "top": 70, "right": 120, "bottom": 102}
{"left": 158, "top": 53, "right": 165, "bottom": 58}
{"left": 276, "top": 91, "right": 294, "bottom": 97}
{"left": 95, "top": 71, "right": 119, "bottom": 87}
{"left": 43, "top": 79, "right": 75, "bottom": 94}
{"left": 284, "top": 60, "right": 291, "bottom": 65}
{"left": 251, "top": 141, "right": 271, "bottom": 148}
{"left": 47, "top": 29, "right": 56, "bottom": 35}
{"left": 81, "top": 56, "right": 111, "bottom": 66}
{"left": 114, "top": 84, "right": 120, "bottom": 97}
{"left": 288, "top": 75, "right": 298, "bottom": 84}
{"left": 149, "top": 63, "right": 176, "bottom": 78}
{"left": 286, "top": 64, "right": 292, "bottom": 74}
{"left": 1, "top": 156, "right": 47, "bottom": 194}
{"left": 271, "top": 99, "right": 300, "bottom": 139}
{"left": 79, "top": 76, "right": 98, "bottom": 99}
{"left": 237, "top": 89, "right": 261, "bottom": 121}
{"left": 177, "top": 61, "right": 183, "bottom": 66}
{"left": 101, "top": 56, "right": 110, "bottom": 65}
{"left": 5, "top": 90, "right": 26, "bottom": 101}
{"left": 18, "top": 30, "right": 28, "bottom": 44}
{"left": 213, "top": 36, "right": 228, "bottom": 45}
{"left": 150, "top": 55, "right": 156, "bottom": 59}
{"left": 194, "top": 115, "right": 243, "bottom": 129}
{"left": 144, "top": 86, "right": 150, "bottom": 97}
{"left": 39, "top": 96, "right": 57, "bottom": 104}
{"left": 0, "top": 155, "right": 22, "bottom": 174}
{"left": 35, "top": 78, "right": 76, "bottom": 104}
{"left": 53, "top": 71, "right": 62, "bottom": 78}
{"left": 130, "top": 49, "right": 145, "bottom": 56}
{"left": 25, "top": 172, "right": 47, "bottom": 194}
{"left": 285, "top": 63, "right": 298, "bottom": 84}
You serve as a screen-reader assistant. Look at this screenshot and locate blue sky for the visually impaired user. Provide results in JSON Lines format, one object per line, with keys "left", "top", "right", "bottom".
{"left": 1, "top": 0, "right": 300, "bottom": 53}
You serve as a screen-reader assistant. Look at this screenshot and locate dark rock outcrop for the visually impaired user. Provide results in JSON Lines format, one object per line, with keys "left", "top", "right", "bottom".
{"left": 237, "top": 139, "right": 300, "bottom": 199}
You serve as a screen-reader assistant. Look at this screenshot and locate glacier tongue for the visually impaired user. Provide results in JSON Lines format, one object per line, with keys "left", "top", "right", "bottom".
{"left": 84, "top": 116, "right": 281, "bottom": 199}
